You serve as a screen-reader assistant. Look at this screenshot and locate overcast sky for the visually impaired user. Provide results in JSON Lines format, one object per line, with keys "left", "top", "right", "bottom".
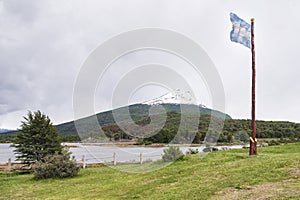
{"left": 1, "top": 0, "right": 300, "bottom": 129}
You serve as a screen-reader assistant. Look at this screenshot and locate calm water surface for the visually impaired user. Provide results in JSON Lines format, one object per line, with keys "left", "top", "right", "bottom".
{"left": 0, "top": 143, "right": 245, "bottom": 163}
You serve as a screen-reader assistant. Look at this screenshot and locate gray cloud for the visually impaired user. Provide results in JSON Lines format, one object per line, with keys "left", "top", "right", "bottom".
{"left": 1, "top": 0, "right": 300, "bottom": 129}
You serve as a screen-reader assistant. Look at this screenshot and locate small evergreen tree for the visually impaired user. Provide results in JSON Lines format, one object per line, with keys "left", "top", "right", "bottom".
{"left": 33, "top": 150, "right": 80, "bottom": 179}
{"left": 162, "top": 146, "right": 184, "bottom": 162}
{"left": 12, "top": 110, "right": 62, "bottom": 164}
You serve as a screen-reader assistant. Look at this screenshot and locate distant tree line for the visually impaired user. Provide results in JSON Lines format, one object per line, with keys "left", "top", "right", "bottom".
{"left": 97, "top": 113, "right": 300, "bottom": 144}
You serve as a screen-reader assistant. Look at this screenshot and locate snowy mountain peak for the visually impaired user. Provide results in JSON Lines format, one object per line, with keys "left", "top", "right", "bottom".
{"left": 142, "top": 89, "right": 196, "bottom": 105}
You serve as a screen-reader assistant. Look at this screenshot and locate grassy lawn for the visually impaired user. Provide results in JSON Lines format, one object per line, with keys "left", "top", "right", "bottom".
{"left": 0, "top": 143, "right": 299, "bottom": 200}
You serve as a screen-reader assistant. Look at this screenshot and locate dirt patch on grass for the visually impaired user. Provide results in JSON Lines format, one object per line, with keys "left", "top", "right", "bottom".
{"left": 211, "top": 168, "right": 300, "bottom": 200}
{"left": 211, "top": 180, "right": 300, "bottom": 200}
{"left": 289, "top": 167, "right": 300, "bottom": 178}
{"left": 211, "top": 164, "right": 300, "bottom": 200}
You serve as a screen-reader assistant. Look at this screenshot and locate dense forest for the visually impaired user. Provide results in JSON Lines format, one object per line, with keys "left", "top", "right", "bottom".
{"left": 98, "top": 113, "right": 300, "bottom": 144}
{"left": 1, "top": 104, "right": 299, "bottom": 143}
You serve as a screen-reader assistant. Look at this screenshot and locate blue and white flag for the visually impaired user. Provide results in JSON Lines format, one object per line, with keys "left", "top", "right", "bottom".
{"left": 230, "top": 13, "right": 251, "bottom": 48}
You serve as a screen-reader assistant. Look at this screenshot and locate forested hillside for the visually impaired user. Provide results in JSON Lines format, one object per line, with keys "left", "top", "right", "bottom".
{"left": 99, "top": 113, "right": 300, "bottom": 144}
{"left": 1, "top": 103, "right": 299, "bottom": 143}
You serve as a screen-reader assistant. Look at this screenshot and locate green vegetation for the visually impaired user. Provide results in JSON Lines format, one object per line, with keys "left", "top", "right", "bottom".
{"left": 0, "top": 132, "right": 17, "bottom": 143}
{"left": 162, "top": 146, "right": 184, "bottom": 162}
{"left": 2, "top": 104, "right": 300, "bottom": 144}
{"left": 1, "top": 143, "right": 299, "bottom": 199}
{"left": 33, "top": 150, "right": 80, "bottom": 179}
{"left": 223, "top": 119, "right": 300, "bottom": 141}
{"left": 72, "top": 104, "right": 300, "bottom": 144}
{"left": 186, "top": 148, "right": 199, "bottom": 154}
{"left": 53, "top": 103, "right": 231, "bottom": 142}
{"left": 11, "top": 111, "right": 62, "bottom": 163}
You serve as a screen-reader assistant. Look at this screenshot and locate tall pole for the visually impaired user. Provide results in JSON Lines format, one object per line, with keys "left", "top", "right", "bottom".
{"left": 249, "top": 18, "right": 257, "bottom": 155}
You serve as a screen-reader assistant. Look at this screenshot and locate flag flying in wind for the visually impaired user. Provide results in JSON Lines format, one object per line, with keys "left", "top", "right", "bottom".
{"left": 230, "top": 13, "right": 251, "bottom": 48}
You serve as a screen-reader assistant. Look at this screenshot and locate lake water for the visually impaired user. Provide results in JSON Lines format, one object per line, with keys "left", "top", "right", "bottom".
{"left": 0, "top": 143, "right": 246, "bottom": 164}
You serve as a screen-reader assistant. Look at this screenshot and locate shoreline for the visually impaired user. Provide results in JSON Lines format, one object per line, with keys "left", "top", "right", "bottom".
{"left": 63, "top": 142, "right": 249, "bottom": 148}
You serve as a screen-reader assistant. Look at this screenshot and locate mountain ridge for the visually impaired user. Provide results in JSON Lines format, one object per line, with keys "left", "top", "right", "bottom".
{"left": 56, "top": 103, "right": 231, "bottom": 136}
{"left": 0, "top": 129, "right": 14, "bottom": 134}
{"left": 2, "top": 103, "right": 299, "bottom": 144}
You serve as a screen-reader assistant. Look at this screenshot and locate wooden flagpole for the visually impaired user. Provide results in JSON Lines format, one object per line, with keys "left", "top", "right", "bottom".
{"left": 249, "top": 18, "right": 257, "bottom": 155}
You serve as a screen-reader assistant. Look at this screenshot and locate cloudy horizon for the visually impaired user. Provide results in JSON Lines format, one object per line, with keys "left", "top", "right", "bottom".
{"left": 1, "top": 0, "right": 300, "bottom": 129}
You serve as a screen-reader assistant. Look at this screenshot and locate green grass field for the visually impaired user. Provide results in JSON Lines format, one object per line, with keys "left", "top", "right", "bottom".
{"left": 1, "top": 143, "right": 299, "bottom": 200}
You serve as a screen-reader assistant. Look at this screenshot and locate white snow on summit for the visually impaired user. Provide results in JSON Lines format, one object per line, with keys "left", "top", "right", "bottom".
{"left": 142, "top": 89, "right": 196, "bottom": 105}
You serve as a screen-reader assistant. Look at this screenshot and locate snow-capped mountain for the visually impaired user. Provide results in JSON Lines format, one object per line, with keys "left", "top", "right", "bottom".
{"left": 142, "top": 89, "right": 196, "bottom": 105}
